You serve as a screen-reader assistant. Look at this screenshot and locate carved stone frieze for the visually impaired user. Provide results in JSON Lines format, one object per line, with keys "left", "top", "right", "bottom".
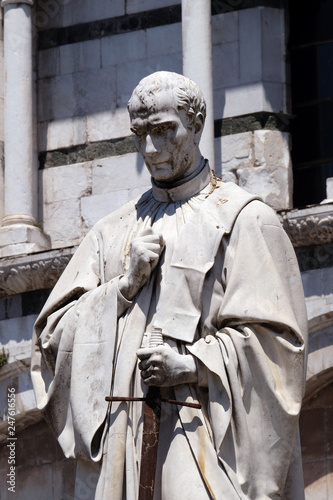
{"left": 0, "top": 248, "right": 75, "bottom": 298}
{"left": 279, "top": 203, "right": 333, "bottom": 248}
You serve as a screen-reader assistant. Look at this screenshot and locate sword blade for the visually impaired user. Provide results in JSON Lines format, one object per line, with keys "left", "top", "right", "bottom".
{"left": 138, "top": 385, "right": 161, "bottom": 500}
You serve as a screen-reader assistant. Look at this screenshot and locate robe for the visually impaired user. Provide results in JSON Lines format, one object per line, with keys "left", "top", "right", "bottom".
{"left": 31, "top": 164, "right": 308, "bottom": 500}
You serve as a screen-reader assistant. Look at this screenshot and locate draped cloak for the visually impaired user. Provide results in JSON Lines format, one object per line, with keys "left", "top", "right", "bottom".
{"left": 31, "top": 164, "right": 308, "bottom": 500}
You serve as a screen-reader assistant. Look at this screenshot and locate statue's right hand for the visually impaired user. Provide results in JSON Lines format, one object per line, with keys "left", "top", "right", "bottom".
{"left": 118, "top": 228, "right": 164, "bottom": 300}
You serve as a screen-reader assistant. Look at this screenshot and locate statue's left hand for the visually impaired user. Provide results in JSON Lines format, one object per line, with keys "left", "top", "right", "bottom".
{"left": 136, "top": 344, "right": 197, "bottom": 387}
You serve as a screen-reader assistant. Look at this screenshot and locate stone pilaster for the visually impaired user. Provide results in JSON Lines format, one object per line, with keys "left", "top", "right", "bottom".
{"left": 0, "top": 0, "right": 50, "bottom": 257}
{"left": 0, "top": 6, "right": 4, "bottom": 224}
{"left": 182, "top": 0, "right": 215, "bottom": 169}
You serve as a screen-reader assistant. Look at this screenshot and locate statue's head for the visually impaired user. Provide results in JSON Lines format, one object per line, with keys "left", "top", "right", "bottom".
{"left": 128, "top": 71, "right": 206, "bottom": 127}
{"left": 128, "top": 71, "right": 206, "bottom": 185}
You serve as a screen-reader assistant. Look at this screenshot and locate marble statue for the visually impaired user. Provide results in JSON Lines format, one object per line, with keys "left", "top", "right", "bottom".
{"left": 31, "top": 71, "right": 308, "bottom": 500}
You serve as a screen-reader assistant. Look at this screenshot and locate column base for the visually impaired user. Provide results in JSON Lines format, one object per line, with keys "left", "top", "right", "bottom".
{"left": 0, "top": 223, "right": 51, "bottom": 258}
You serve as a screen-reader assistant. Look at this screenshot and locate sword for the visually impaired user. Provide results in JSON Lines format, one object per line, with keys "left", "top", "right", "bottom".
{"left": 105, "top": 326, "right": 201, "bottom": 500}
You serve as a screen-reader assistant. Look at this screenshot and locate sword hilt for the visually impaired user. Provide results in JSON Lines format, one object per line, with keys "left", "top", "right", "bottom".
{"left": 149, "top": 326, "right": 163, "bottom": 347}
{"left": 106, "top": 325, "right": 202, "bottom": 409}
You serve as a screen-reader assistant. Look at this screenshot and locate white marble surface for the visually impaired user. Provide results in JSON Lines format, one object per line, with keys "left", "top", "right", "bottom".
{"left": 326, "top": 177, "right": 333, "bottom": 200}
{"left": 38, "top": 116, "right": 87, "bottom": 151}
{"left": 0, "top": 225, "right": 50, "bottom": 257}
{"left": 215, "top": 130, "right": 292, "bottom": 210}
{"left": 102, "top": 30, "right": 146, "bottom": 67}
{"left": 302, "top": 267, "right": 333, "bottom": 328}
{"left": 43, "top": 198, "right": 84, "bottom": 248}
{"left": 91, "top": 153, "right": 150, "bottom": 195}
{"left": 60, "top": 39, "right": 101, "bottom": 75}
{"left": 239, "top": 8, "right": 262, "bottom": 84}
{"left": 43, "top": 162, "right": 91, "bottom": 203}
{"left": 41, "top": 151, "right": 151, "bottom": 246}
{"left": 182, "top": 0, "right": 214, "bottom": 169}
{"left": 2, "top": 2, "right": 37, "bottom": 218}
{"left": 86, "top": 109, "right": 129, "bottom": 143}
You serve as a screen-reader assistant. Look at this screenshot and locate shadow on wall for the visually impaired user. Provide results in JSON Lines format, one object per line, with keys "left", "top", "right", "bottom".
{"left": 300, "top": 319, "right": 333, "bottom": 495}
{"left": 0, "top": 420, "right": 77, "bottom": 500}
{"left": 300, "top": 377, "right": 333, "bottom": 492}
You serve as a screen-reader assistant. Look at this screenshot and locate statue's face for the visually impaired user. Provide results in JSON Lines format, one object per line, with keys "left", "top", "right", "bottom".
{"left": 129, "top": 90, "right": 200, "bottom": 184}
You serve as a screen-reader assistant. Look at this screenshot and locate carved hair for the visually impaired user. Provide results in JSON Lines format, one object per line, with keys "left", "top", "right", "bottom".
{"left": 128, "top": 71, "right": 206, "bottom": 125}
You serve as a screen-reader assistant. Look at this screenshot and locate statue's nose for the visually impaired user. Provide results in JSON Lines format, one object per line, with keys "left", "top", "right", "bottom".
{"left": 145, "top": 133, "right": 159, "bottom": 154}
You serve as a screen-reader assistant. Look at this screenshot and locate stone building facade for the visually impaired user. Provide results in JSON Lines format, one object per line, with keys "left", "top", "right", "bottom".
{"left": 0, "top": 0, "right": 332, "bottom": 498}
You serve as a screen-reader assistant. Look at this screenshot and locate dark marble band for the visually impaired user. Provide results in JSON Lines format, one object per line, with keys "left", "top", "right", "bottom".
{"left": 40, "top": 112, "right": 291, "bottom": 169}
{"left": 295, "top": 243, "right": 333, "bottom": 273}
{"left": 38, "top": 5, "right": 182, "bottom": 50}
{"left": 38, "top": 1, "right": 285, "bottom": 51}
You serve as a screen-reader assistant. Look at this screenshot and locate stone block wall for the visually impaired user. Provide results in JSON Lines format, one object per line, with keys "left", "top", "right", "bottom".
{"left": 217, "top": 130, "right": 292, "bottom": 209}
{"left": 37, "top": 4, "right": 291, "bottom": 249}
{"left": 37, "top": 6, "right": 287, "bottom": 150}
{"left": 212, "top": 8, "right": 286, "bottom": 119}
{"left": 41, "top": 153, "right": 150, "bottom": 248}
{"left": 36, "top": 22, "right": 183, "bottom": 151}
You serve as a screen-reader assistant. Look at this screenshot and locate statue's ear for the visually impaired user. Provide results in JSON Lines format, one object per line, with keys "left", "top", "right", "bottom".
{"left": 193, "top": 113, "right": 204, "bottom": 144}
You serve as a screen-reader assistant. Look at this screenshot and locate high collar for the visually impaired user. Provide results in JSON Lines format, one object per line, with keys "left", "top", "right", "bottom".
{"left": 151, "top": 159, "right": 211, "bottom": 202}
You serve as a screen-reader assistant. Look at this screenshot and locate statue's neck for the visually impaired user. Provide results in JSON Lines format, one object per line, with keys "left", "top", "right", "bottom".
{"left": 151, "top": 158, "right": 210, "bottom": 202}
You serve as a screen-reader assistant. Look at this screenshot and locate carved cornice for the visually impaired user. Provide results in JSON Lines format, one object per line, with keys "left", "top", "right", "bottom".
{"left": 0, "top": 247, "right": 75, "bottom": 297}
{"left": 279, "top": 203, "right": 333, "bottom": 248}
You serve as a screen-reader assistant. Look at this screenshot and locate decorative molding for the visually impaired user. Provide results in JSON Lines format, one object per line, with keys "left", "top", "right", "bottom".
{"left": 0, "top": 247, "right": 75, "bottom": 297}
{"left": 0, "top": 224, "right": 51, "bottom": 258}
{"left": 280, "top": 204, "right": 333, "bottom": 248}
{"left": 287, "top": 214, "right": 333, "bottom": 246}
{"left": 2, "top": 214, "right": 36, "bottom": 227}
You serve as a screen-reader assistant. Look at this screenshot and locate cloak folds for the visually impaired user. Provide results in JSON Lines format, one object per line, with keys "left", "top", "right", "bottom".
{"left": 31, "top": 172, "right": 308, "bottom": 500}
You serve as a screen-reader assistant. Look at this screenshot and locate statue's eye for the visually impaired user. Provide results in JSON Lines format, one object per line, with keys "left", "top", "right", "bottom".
{"left": 152, "top": 124, "right": 170, "bottom": 135}
{"left": 131, "top": 128, "right": 146, "bottom": 137}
